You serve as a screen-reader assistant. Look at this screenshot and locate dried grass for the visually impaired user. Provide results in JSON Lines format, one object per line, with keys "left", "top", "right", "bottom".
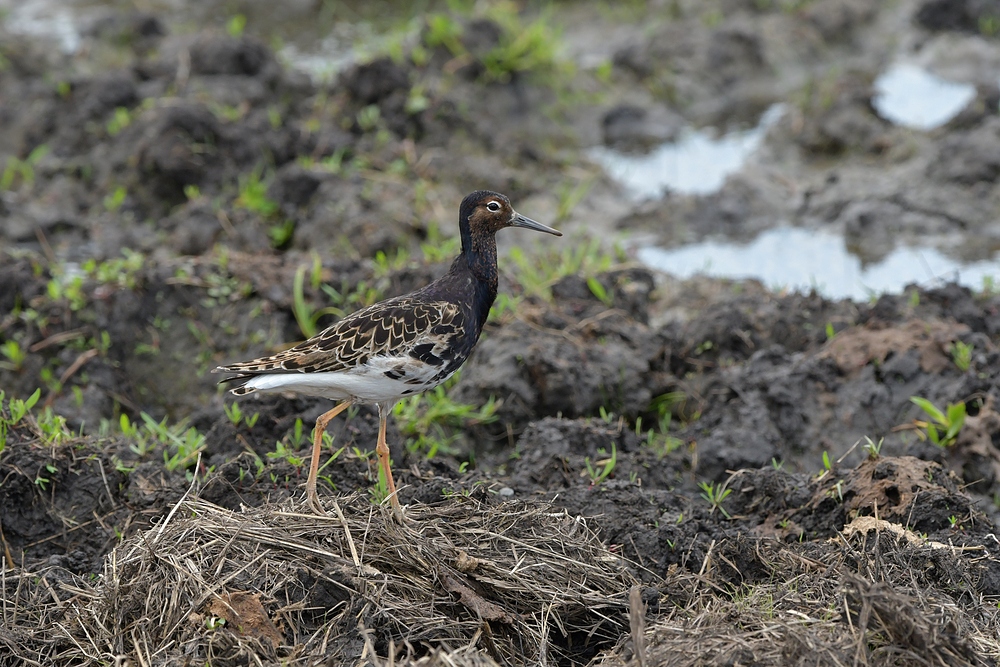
{"left": 6, "top": 487, "right": 1000, "bottom": 667}
{"left": 598, "top": 531, "right": 1000, "bottom": 667}
{"left": 2, "top": 490, "right": 633, "bottom": 666}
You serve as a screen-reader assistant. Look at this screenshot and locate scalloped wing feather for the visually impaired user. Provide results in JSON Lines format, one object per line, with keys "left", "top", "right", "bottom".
{"left": 215, "top": 297, "right": 465, "bottom": 378}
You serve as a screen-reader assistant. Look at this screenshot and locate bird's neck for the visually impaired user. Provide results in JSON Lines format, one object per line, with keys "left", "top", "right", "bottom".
{"left": 453, "top": 231, "right": 498, "bottom": 331}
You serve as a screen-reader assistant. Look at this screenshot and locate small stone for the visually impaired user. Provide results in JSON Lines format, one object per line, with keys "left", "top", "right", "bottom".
{"left": 499, "top": 487, "right": 515, "bottom": 497}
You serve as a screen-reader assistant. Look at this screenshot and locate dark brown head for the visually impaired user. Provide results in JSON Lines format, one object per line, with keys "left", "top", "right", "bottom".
{"left": 454, "top": 190, "right": 560, "bottom": 330}
{"left": 458, "top": 190, "right": 561, "bottom": 253}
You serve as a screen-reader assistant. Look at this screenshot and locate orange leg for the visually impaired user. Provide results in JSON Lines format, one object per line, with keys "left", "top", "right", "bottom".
{"left": 376, "top": 402, "right": 403, "bottom": 523}
{"left": 306, "top": 401, "right": 351, "bottom": 514}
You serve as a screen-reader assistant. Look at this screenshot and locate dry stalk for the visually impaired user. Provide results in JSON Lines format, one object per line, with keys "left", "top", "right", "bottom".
{"left": 2, "top": 491, "right": 634, "bottom": 666}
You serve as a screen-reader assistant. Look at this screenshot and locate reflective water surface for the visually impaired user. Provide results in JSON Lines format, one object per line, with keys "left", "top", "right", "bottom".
{"left": 637, "top": 227, "right": 999, "bottom": 300}
{"left": 872, "top": 62, "right": 977, "bottom": 131}
{"left": 588, "top": 105, "right": 785, "bottom": 200}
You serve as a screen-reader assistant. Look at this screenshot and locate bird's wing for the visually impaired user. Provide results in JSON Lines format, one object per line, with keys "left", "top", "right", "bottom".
{"left": 215, "top": 297, "right": 465, "bottom": 378}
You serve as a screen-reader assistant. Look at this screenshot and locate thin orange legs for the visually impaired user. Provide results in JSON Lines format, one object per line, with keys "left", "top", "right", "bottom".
{"left": 306, "top": 400, "right": 403, "bottom": 522}
{"left": 376, "top": 401, "right": 403, "bottom": 523}
{"left": 306, "top": 401, "right": 351, "bottom": 514}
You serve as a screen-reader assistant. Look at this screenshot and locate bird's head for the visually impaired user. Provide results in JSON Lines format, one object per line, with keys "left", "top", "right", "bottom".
{"left": 458, "top": 190, "right": 562, "bottom": 240}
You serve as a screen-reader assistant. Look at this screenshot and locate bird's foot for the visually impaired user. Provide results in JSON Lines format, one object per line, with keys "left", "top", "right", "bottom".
{"left": 307, "top": 490, "right": 325, "bottom": 516}
{"left": 390, "top": 503, "right": 405, "bottom": 524}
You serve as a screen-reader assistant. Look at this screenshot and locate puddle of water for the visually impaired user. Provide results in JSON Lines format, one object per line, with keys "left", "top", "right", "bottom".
{"left": 872, "top": 63, "right": 976, "bottom": 130}
{"left": 588, "top": 104, "right": 785, "bottom": 201}
{"left": 0, "top": 0, "right": 419, "bottom": 79}
{"left": 278, "top": 24, "right": 393, "bottom": 82}
{"left": 279, "top": 42, "right": 356, "bottom": 82}
{"left": 2, "top": 0, "right": 83, "bottom": 54}
{"left": 637, "top": 227, "right": 1000, "bottom": 301}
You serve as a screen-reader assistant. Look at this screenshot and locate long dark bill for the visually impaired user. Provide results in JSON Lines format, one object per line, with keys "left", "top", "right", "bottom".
{"left": 510, "top": 212, "right": 562, "bottom": 236}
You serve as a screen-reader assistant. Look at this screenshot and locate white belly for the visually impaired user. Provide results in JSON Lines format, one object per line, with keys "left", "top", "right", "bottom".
{"left": 239, "top": 355, "right": 455, "bottom": 403}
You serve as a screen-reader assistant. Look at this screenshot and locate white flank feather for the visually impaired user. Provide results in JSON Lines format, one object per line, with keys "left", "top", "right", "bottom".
{"left": 240, "top": 355, "right": 455, "bottom": 403}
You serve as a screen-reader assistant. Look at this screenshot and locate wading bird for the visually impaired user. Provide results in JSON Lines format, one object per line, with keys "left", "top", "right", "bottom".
{"left": 214, "top": 191, "right": 561, "bottom": 521}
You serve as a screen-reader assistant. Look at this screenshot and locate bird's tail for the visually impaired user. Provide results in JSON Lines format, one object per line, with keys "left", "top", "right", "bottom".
{"left": 213, "top": 368, "right": 260, "bottom": 396}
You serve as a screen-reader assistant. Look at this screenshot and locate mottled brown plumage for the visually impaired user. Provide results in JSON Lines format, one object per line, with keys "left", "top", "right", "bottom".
{"left": 213, "top": 191, "right": 561, "bottom": 521}
{"left": 223, "top": 298, "right": 463, "bottom": 391}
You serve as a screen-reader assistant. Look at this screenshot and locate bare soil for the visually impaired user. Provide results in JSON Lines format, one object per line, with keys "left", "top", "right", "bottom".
{"left": 3, "top": 1, "right": 1000, "bottom": 665}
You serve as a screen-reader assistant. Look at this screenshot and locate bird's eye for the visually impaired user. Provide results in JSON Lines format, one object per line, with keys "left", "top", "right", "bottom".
{"left": 486, "top": 201, "right": 501, "bottom": 212}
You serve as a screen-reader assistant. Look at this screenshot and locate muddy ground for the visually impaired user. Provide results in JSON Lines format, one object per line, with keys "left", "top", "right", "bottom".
{"left": 3, "top": 0, "right": 1000, "bottom": 665}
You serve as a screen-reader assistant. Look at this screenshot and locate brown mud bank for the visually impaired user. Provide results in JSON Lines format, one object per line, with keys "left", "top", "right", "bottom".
{"left": 3, "top": 0, "right": 1000, "bottom": 664}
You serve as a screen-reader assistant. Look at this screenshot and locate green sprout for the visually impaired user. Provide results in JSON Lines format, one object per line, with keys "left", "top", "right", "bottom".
{"left": 1, "top": 144, "right": 48, "bottom": 191}
{"left": 268, "top": 220, "right": 296, "bottom": 249}
{"left": 393, "top": 381, "right": 498, "bottom": 458}
{"left": 0, "top": 340, "right": 27, "bottom": 371}
{"left": 699, "top": 481, "right": 732, "bottom": 519}
{"left": 910, "top": 396, "right": 966, "bottom": 448}
{"left": 106, "top": 107, "right": 132, "bottom": 137}
{"left": 586, "top": 276, "right": 613, "bottom": 306}
{"left": 949, "top": 341, "right": 973, "bottom": 372}
{"left": 103, "top": 185, "right": 127, "bottom": 211}
{"left": 223, "top": 402, "right": 259, "bottom": 429}
{"left": 862, "top": 436, "right": 883, "bottom": 459}
{"left": 227, "top": 14, "right": 247, "bottom": 37}
{"left": 583, "top": 443, "right": 617, "bottom": 486}
{"left": 235, "top": 167, "right": 278, "bottom": 217}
